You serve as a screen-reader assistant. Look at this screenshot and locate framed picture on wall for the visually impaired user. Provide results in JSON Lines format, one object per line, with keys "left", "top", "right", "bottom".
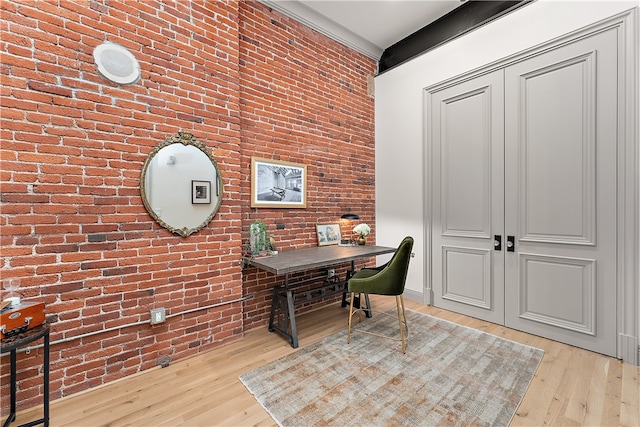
{"left": 192, "top": 180, "right": 211, "bottom": 204}
{"left": 250, "top": 157, "right": 307, "bottom": 208}
{"left": 316, "top": 223, "right": 341, "bottom": 246}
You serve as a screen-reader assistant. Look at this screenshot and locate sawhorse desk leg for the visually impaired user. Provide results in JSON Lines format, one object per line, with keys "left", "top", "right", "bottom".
{"left": 268, "top": 273, "right": 299, "bottom": 348}
{"left": 3, "top": 330, "right": 49, "bottom": 427}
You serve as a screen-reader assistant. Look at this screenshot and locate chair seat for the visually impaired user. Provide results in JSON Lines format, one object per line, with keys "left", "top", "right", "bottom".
{"left": 349, "top": 268, "right": 378, "bottom": 279}
{"left": 348, "top": 268, "right": 400, "bottom": 295}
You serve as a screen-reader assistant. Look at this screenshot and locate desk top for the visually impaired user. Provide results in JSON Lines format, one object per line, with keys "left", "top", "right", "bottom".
{"left": 249, "top": 244, "right": 395, "bottom": 275}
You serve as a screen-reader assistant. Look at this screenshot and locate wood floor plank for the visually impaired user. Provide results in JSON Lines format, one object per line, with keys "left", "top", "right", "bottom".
{"left": 601, "top": 358, "right": 624, "bottom": 427}
{"left": 620, "top": 361, "right": 640, "bottom": 427}
{"left": 583, "top": 356, "right": 612, "bottom": 426}
{"left": 513, "top": 339, "right": 571, "bottom": 426}
{"left": 13, "top": 296, "right": 639, "bottom": 426}
{"left": 565, "top": 351, "right": 597, "bottom": 423}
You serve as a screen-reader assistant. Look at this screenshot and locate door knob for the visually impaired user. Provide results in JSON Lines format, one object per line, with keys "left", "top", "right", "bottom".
{"left": 507, "top": 235, "right": 515, "bottom": 252}
{"left": 493, "top": 235, "right": 502, "bottom": 251}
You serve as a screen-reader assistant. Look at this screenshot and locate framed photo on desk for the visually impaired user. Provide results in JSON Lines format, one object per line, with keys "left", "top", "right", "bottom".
{"left": 316, "top": 223, "right": 341, "bottom": 246}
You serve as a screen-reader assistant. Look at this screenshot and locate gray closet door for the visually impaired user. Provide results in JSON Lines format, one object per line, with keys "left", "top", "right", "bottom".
{"left": 429, "top": 27, "right": 619, "bottom": 357}
{"left": 504, "top": 28, "right": 618, "bottom": 357}
{"left": 430, "top": 69, "right": 505, "bottom": 325}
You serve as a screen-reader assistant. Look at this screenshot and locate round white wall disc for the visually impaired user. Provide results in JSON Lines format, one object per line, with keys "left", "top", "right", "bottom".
{"left": 93, "top": 42, "right": 141, "bottom": 85}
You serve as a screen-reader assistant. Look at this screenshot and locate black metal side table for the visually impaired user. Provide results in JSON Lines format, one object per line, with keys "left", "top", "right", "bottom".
{"left": 1, "top": 322, "right": 50, "bottom": 427}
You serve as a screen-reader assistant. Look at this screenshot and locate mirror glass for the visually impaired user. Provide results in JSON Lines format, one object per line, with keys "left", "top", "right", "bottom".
{"left": 141, "top": 132, "right": 222, "bottom": 237}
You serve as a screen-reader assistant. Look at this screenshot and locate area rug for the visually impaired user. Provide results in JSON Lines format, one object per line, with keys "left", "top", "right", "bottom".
{"left": 239, "top": 309, "right": 544, "bottom": 427}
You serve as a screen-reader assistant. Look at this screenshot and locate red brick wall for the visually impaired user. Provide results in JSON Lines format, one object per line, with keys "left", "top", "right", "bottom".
{"left": 1, "top": 0, "right": 376, "bottom": 413}
{"left": 239, "top": 2, "right": 377, "bottom": 330}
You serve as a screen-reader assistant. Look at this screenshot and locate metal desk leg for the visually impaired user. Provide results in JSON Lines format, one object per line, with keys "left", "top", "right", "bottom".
{"left": 267, "top": 273, "right": 299, "bottom": 348}
{"left": 1, "top": 325, "right": 49, "bottom": 427}
{"left": 341, "top": 268, "right": 353, "bottom": 307}
{"left": 344, "top": 260, "right": 372, "bottom": 318}
{"left": 363, "top": 293, "right": 372, "bottom": 318}
{"left": 341, "top": 261, "right": 357, "bottom": 307}
{"left": 268, "top": 287, "right": 278, "bottom": 332}
{"left": 43, "top": 332, "right": 49, "bottom": 427}
{"left": 4, "top": 350, "right": 17, "bottom": 427}
{"left": 285, "top": 289, "right": 298, "bottom": 348}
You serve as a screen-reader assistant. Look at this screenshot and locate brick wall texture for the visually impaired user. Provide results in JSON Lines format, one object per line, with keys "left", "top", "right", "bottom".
{"left": 1, "top": 0, "right": 376, "bottom": 413}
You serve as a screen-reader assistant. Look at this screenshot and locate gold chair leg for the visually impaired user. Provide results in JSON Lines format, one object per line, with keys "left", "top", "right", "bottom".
{"left": 349, "top": 293, "right": 408, "bottom": 352}
{"left": 347, "top": 292, "right": 355, "bottom": 344}
{"left": 396, "top": 295, "right": 407, "bottom": 353}
{"left": 400, "top": 294, "right": 408, "bottom": 335}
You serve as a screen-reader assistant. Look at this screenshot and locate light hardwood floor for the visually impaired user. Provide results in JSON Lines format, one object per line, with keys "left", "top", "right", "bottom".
{"left": 15, "top": 296, "right": 640, "bottom": 426}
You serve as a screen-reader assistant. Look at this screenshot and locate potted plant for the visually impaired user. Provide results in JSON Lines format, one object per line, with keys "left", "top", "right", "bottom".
{"left": 248, "top": 220, "right": 271, "bottom": 255}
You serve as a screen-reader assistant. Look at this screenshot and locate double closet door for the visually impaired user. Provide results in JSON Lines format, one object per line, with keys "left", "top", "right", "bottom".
{"left": 428, "top": 28, "right": 618, "bottom": 357}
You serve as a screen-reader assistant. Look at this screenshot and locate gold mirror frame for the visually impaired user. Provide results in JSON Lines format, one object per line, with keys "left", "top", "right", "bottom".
{"left": 140, "top": 132, "right": 223, "bottom": 237}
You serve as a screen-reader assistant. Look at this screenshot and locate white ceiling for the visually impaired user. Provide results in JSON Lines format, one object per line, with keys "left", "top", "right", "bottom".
{"left": 259, "top": 0, "right": 464, "bottom": 59}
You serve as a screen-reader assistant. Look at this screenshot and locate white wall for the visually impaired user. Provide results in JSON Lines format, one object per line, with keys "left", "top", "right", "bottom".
{"left": 375, "top": 0, "right": 638, "bottom": 294}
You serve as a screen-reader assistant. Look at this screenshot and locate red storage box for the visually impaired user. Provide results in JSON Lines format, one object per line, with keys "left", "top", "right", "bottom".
{"left": 0, "top": 301, "right": 46, "bottom": 339}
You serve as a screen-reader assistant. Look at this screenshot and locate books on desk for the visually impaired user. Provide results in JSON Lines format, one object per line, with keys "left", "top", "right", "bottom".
{"left": 253, "top": 253, "right": 273, "bottom": 259}
{"left": 245, "top": 251, "right": 277, "bottom": 259}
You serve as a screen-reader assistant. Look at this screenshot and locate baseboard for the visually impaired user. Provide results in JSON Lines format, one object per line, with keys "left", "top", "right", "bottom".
{"left": 403, "top": 288, "right": 424, "bottom": 304}
{"left": 619, "top": 333, "right": 639, "bottom": 365}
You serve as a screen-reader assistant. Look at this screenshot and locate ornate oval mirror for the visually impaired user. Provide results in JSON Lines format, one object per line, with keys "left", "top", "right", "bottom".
{"left": 141, "top": 132, "right": 223, "bottom": 237}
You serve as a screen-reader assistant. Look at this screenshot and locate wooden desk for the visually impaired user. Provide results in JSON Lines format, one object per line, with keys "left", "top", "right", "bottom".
{"left": 250, "top": 245, "right": 395, "bottom": 348}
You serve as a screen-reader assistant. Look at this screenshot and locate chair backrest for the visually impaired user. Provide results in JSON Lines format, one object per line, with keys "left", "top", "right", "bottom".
{"left": 382, "top": 236, "right": 414, "bottom": 295}
{"left": 349, "top": 236, "right": 414, "bottom": 296}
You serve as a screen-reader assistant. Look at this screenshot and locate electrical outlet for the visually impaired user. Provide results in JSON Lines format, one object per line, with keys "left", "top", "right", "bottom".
{"left": 327, "top": 268, "right": 335, "bottom": 278}
{"left": 150, "top": 307, "right": 166, "bottom": 325}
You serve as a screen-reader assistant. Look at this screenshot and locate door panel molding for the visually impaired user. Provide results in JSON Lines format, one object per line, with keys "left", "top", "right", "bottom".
{"left": 442, "top": 246, "right": 492, "bottom": 309}
{"left": 518, "top": 253, "right": 596, "bottom": 335}
{"left": 518, "top": 51, "right": 597, "bottom": 246}
{"left": 440, "top": 86, "right": 493, "bottom": 240}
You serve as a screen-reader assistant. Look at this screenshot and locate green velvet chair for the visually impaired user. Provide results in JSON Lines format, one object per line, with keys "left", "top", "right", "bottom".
{"left": 347, "top": 236, "right": 414, "bottom": 353}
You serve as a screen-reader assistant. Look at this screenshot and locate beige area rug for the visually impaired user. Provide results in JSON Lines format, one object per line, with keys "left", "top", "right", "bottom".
{"left": 240, "top": 310, "right": 544, "bottom": 426}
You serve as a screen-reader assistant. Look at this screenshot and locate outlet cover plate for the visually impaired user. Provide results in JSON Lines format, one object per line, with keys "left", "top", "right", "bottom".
{"left": 150, "top": 307, "right": 166, "bottom": 325}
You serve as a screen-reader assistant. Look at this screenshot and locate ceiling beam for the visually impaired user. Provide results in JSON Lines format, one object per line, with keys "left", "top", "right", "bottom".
{"left": 378, "top": 0, "right": 533, "bottom": 73}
